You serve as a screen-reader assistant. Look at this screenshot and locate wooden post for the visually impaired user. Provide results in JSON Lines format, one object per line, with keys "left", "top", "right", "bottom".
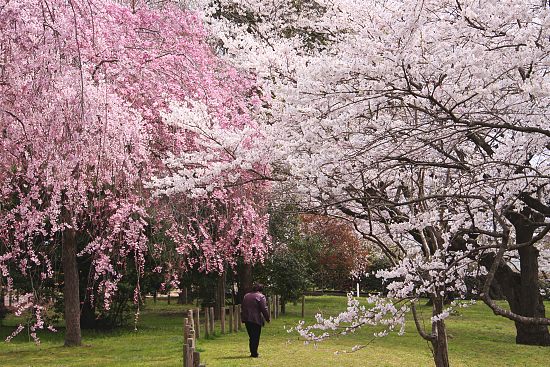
{"left": 187, "top": 310, "right": 194, "bottom": 333}
{"left": 220, "top": 306, "right": 226, "bottom": 334}
{"left": 235, "top": 304, "right": 241, "bottom": 331}
{"left": 189, "top": 330, "right": 196, "bottom": 348}
{"left": 275, "top": 295, "right": 279, "bottom": 319}
{"left": 301, "top": 294, "right": 305, "bottom": 318}
{"left": 193, "top": 351, "right": 200, "bottom": 367}
{"left": 183, "top": 318, "right": 189, "bottom": 367}
{"left": 209, "top": 307, "right": 215, "bottom": 335}
{"left": 204, "top": 307, "right": 210, "bottom": 337}
{"left": 269, "top": 297, "right": 273, "bottom": 320}
{"left": 228, "top": 305, "right": 234, "bottom": 333}
{"left": 184, "top": 318, "right": 190, "bottom": 342}
{"left": 216, "top": 272, "right": 226, "bottom": 320}
{"left": 183, "top": 339, "right": 190, "bottom": 367}
{"left": 193, "top": 308, "right": 200, "bottom": 339}
{"left": 187, "top": 338, "right": 194, "bottom": 367}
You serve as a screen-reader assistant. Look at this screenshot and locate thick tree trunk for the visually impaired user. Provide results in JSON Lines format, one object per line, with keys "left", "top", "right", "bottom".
{"left": 515, "top": 243, "right": 550, "bottom": 345}
{"left": 506, "top": 221, "right": 549, "bottom": 346}
{"left": 484, "top": 254, "right": 550, "bottom": 346}
{"left": 431, "top": 297, "right": 450, "bottom": 367}
{"left": 237, "top": 262, "right": 252, "bottom": 303}
{"left": 62, "top": 226, "right": 82, "bottom": 346}
{"left": 216, "top": 272, "right": 226, "bottom": 319}
{"left": 486, "top": 224, "right": 550, "bottom": 346}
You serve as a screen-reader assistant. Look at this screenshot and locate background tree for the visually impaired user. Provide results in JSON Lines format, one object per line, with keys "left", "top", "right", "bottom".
{"left": 253, "top": 203, "right": 314, "bottom": 313}
{"left": 300, "top": 214, "right": 369, "bottom": 291}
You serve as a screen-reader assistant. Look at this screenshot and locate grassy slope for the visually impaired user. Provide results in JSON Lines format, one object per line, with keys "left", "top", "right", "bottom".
{"left": 0, "top": 296, "right": 549, "bottom": 367}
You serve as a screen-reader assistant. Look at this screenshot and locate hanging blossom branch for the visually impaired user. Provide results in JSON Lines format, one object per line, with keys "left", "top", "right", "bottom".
{"left": 292, "top": 293, "right": 409, "bottom": 343}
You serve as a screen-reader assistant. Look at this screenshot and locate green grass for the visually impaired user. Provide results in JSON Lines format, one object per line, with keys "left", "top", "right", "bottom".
{"left": 0, "top": 297, "right": 549, "bottom": 367}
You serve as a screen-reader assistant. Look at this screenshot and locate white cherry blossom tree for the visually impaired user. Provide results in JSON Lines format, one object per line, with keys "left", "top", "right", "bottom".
{"left": 156, "top": 1, "right": 550, "bottom": 365}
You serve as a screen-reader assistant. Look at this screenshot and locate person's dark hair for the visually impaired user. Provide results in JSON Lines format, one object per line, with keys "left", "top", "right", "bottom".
{"left": 252, "top": 283, "right": 264, "bottom": 292}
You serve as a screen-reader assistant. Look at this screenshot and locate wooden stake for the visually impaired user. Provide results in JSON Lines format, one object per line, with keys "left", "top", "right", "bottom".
{"left": 184, "top": 318, "right": 190, "bottom": 342}
{"left": 228, "top": 305, "right": 234, "bottom": 333}
{"left": 187, "top": 338, "right": 194, "bottom": 367}
{"left": 192, "top": 351, "right": 200, "bottom": 367}
{"left": 189, "top": 330, "right": 195, "bottom": 348}
{"left": 220, "top": 306, "right": 226, "bottom": 334}
{"left": 193, "top": 308, "right": 200, "bottom": 339}
{"left": 188, "top": 310, "right": 194, "bottom": 327}
{"left": 209, "top": 307, "right": 215, "bottom": 335}
{"left": 301, "top": 295, "right": 305, "bottom": 318}
{"left": 236, "top": 304, "right": 241, "bottom": 331}
{"left": 184, "top": 342, "right": 190, "bottom": 367}
{"left": 204, "top": 307, "right": 210, "bottom": 338}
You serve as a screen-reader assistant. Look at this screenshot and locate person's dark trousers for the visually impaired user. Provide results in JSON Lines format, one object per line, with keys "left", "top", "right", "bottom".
{"left": 244, "top": 321, "right": 262, "bottom": 357}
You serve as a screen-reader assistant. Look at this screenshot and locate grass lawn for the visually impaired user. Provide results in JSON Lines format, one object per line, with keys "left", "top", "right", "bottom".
{"left": 0, "top": 296, "right": 549, "bottom": 367}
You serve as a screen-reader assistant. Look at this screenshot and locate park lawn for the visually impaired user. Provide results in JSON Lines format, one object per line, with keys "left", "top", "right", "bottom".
{"left": 0, "top": 296, "right": 548, "bottom": 367}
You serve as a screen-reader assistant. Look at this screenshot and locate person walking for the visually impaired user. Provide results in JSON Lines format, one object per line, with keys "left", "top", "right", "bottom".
{"left": 241, "top": 283, "right": 270, "bottom": 358}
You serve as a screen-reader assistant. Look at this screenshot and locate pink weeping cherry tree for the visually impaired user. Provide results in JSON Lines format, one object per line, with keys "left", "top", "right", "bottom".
{"left": 0, "top": 0, "right": 269, "bottom": 346}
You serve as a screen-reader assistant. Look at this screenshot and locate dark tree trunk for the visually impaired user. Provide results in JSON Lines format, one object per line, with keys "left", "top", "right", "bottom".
{"left": 216, "top": 272, "right": 226, "bottom": 319}
{"left": 431, "top": 296, "right": 450, "bottom": 367}
{"left": 237, "top": 262, "right": 252, "bottom": 303}
{"left": 62, "top": 226, "right": 82, "bottom": 346}
{"left": 281, "top": 299, "right": 286, "bottom": 315}
{"left": 514, "top": 245, "right": 549, "bottom": 345}
{"left": 177, "top": 287, "right": 188, "bottom": 305}
{"left": 153, "top": 291, "right": 157, "bottom": 304}
{"left": 486, "top": 219, "right": 550, "bottom": 346}
{"left": 0, "top": 281, "right": 4, "bottom": 306}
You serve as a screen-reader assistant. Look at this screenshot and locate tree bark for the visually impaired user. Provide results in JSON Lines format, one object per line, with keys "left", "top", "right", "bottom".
{"left": 515, "top": 243, "right": 550, "bottom": 345}
{"left": 216, "top": 272, "right": 226, "bottom": 319}
{"left": 62, "top": 226, "right": 82, "bottom": 346}
{"left": 237, "top": 262, "right": 252, "bottom": 303}
{"left": 431, "top": 296, "right": 450, "bottom": 367}
{"left": 0, "top": 280, "right": 4, "bottom": 307}
{"left": 509, "top": 217, "right": 549, "bottom": 346}
{"left": 484, "top": 221, "right": 550, "bottom": 346}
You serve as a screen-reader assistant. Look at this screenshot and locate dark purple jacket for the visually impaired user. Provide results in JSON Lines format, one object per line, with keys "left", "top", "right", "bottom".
{"left": 241, "top": 291, "right": 270, "bottom": 326}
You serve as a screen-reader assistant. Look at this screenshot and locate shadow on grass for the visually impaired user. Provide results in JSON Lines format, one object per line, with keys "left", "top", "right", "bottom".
{"left": 216, "top": 355, "right": 252, "bottom": 360}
